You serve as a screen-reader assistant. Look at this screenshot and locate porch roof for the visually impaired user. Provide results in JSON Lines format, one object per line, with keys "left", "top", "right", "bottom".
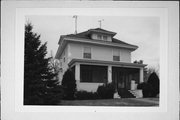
{"left": 68, "top": 59, "right": 147, "bottom": 69}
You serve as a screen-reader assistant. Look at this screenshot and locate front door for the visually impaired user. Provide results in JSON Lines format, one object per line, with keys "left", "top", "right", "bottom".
{"left": 112, "top": 67, "right": 131, "bottom": 91}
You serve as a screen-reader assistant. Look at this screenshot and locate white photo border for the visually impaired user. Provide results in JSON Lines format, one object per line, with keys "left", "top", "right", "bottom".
{"left": 1, "top": 1, "right": 179, "bottom": 120}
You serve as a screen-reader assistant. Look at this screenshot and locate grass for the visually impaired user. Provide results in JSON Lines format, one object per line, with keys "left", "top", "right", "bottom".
{"left": 59, "top": 98, "right": 159, "bottom": 106}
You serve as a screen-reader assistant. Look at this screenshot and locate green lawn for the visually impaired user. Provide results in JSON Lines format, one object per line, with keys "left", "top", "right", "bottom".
{"left": 59, "top": 98, "right": 159, "bottom": 106}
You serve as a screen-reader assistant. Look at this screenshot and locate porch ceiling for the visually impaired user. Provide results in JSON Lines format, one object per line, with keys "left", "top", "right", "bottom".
{"left": 68, "top": 59, "right": 147, "bottom": 68}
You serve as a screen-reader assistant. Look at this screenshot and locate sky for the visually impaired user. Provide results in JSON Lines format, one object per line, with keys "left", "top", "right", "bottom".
{"left": 26, "top": 16, "right": 160, "bottom": 69}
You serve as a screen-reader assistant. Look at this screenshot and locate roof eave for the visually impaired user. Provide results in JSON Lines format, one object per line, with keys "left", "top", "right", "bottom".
{"left": 64, "top": 36, "right": 138, "bottom": 51}
{"left": 68, "top": 58, "right": 147, "bottom": 68}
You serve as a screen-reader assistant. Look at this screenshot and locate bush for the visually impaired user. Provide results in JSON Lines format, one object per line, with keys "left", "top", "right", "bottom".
{"left": 137, "top": 82, "right": 153, "bottom": 98}
{"left": 97, "top": 83, "right": 115, "bottom": 99}
{"left": 62, "top": 69, "right": 77, "bottom": 100}
{"left": 137, "top": 72, "right": 159, "bottom": 98}
{"left": 118, "top": 88, "right": 135, "bottom": 98}
{"left": 147, "top": 72, "right": 159, "bottom": 97}
{"left": 75, "top": 91, "right": 99, "bottom": 100}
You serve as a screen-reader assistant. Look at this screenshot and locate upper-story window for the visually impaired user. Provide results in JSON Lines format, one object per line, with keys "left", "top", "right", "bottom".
{"left": 97, "top": 34, "right": 108, "bottom": 41}
{"left": 103, "top": 35, "right": 108, "bottom": 41}
{"left": 113, "top": 49, "right": 120, "bottom": 61}
{"left": 83, "top": 47, "right": 91, "bottom": 59}
{"left": 97, "top": 35, "right": 102, "bottom": 40}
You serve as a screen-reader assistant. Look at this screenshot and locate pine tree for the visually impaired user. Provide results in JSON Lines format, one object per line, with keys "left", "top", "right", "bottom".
{"left": 24, "top": 23, "right": 58, "bottom": 105}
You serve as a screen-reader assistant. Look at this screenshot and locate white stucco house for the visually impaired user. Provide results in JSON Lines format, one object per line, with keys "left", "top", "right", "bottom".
{"left": 55, "top": 28, "right": 146, "bottom": 92}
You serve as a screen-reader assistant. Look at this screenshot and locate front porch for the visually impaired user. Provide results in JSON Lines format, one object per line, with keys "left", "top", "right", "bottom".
{"left": 69, "top": 59, "right": 146, "bottom": 92}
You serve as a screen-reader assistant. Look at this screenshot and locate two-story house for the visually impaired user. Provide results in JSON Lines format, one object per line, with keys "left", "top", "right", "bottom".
{"left": 55, "top": 28, "right": 146, "bottom": 92}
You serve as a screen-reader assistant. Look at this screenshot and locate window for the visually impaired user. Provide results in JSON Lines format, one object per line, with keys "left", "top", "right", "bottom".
{"left": 103, "top": 35, "right": 108, "bottom": 41}
{"left": 97, "top": 34, "right": 108, "bottom": 41}
{"left": 80, "top": 65, "right": 107, "bottom": 83}
{"left": 97, "top": 35, "right": 102, "bottom": 40}
{"left": 113, "top": 49, "right": 120, "bottom": 61}
{"left": 83, "top": 47, "right": 91, "bottom": 59}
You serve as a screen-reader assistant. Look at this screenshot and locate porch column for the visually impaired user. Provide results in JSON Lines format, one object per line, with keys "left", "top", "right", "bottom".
{"left": 140, "top": 68, "right": 144, "bottom": 83}
{"left": 108, "top": 65, "right": 112, "bottom": 83}
{"left": 75, "top": 63, "right": 80, "bottom": 90}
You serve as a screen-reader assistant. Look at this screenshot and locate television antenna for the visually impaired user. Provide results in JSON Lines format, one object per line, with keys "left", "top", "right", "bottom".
{"left": 73, "top": 15, "right": 78, "bottom": 34}
{"left": 98, "top": 19, "right": 104, "bottom": 28}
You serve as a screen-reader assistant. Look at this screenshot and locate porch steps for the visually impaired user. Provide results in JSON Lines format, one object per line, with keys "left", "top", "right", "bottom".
{"left": 128, "top": 90, "right": 143, "bottom": 98}
{"left": 117, "top": 89, "right": 135, "bottom": 98}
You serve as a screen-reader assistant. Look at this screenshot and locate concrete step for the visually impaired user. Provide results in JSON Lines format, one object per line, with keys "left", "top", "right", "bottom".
{"left": 128, "top": 90, "right": 143, "bottom": 98}
{"left": 113, "top": 92, "right": 120, "bottom": 99}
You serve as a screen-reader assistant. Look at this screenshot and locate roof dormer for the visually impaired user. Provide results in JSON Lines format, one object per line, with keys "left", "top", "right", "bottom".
{"left": 87, "top": 28, "right": 116, "bottom": 42}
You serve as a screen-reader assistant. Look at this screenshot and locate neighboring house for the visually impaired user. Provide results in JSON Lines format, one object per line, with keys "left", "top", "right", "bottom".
{"left": 55, "top": 28, "right": 146, "bottom": 92}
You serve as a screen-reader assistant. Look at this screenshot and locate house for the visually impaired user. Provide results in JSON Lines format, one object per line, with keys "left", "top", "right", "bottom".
{"left": 55, "top": 28, "right": 146, "bottom": 92}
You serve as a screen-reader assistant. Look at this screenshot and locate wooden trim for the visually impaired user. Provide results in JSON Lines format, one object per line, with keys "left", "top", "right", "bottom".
{"left": 68, "top": 58, "right": 147, "bottom": 69}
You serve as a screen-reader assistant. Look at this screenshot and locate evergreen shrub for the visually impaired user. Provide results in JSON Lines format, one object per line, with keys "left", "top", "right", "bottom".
{"left": 118, "top": 88, "right": 135, "bottom": 98}
{"left": 75, "top": 91, "right": 99, "bottom": 100}
{"left": 62, "top": 69, "right": 77, "bottom": 100}
{"left": 147, "top": 72, "right": 159, "bottom": 97}
{"left": 137, "top": 82, "right": 153, "bottom": 98}
{"left": 137, "top": 72, "right": 160, "bottom": 98}
{"left": 97, "top": 83, "right": 115, "bottom": 99}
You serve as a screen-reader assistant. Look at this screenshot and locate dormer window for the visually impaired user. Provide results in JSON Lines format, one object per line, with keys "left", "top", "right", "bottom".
{"left": 97, "top": 35, "right": 102, "bottom": 40}
{"left": 103, "top": 35, "right": 107, "bottom": 41}
{"left": 97, "top": 34, "right": 108, "bottom": 41}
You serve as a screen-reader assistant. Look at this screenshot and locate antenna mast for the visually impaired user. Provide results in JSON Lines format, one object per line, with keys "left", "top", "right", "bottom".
{"left": 98, "top": 19, "right": 104, "bottom": 28}
{"left": 73, "top": 15, "right": 78, "bottom": 34}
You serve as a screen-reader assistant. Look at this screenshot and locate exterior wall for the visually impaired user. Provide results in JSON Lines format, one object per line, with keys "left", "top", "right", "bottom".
{"left": 92, "top": 45, "right": 113, "bottom": 61}
{"left": 57, "top": 42, "right": 135, "bottom": 90}
{"left": 58, "top": 46, "right": 69, "bottom": 84}
{"left": 68, "top": 42, "right": 131, "bottom": 62}
{"left": 120, "top": 49, "right": 131, "bottom": 62}
{"left": 77, "top": 83, "right": 104, "bottom": 92}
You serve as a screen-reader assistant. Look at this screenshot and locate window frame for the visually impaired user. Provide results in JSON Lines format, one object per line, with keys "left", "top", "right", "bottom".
{"left": 97, "top": 34, "right": 102, "bottom": 40}
{"left": 103, "top": 35, "right": 108, "bottom": 41}
{"left": 113, "top": 49, "right": 120, "bottom": 61}
{"left": 80, "top": 65, "right": 107, "bottom": 83}
{"left": 83, "top": 46, "right": 91, "bottom": 59}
